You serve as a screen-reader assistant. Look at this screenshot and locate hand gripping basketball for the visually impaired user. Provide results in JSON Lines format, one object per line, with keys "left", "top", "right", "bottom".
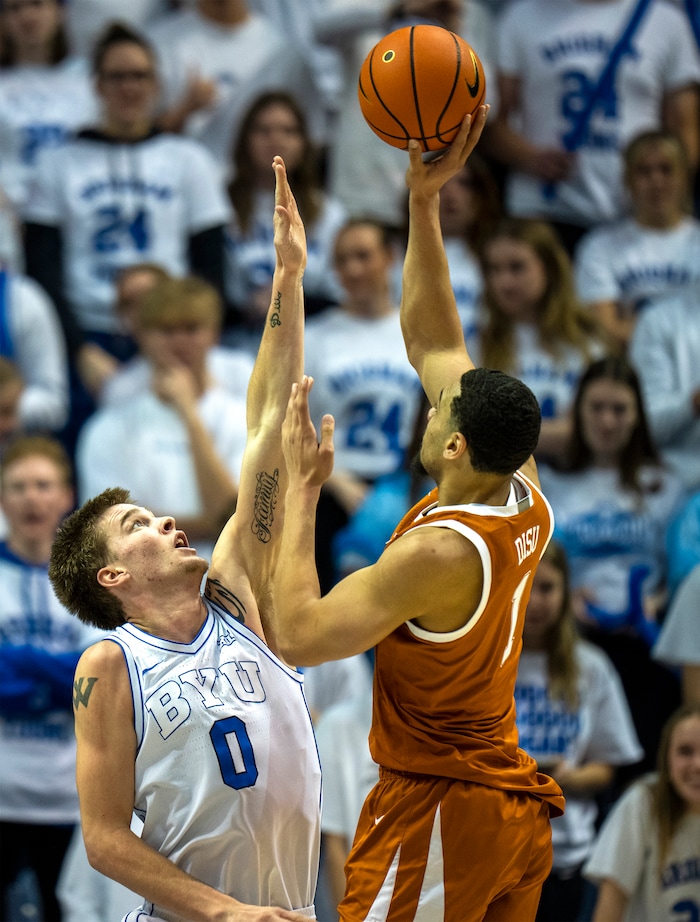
{"left": 358, "top": 24, "right": 486, "bottom": 151}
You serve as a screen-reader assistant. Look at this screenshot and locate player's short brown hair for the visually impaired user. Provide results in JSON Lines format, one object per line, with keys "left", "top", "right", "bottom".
{"left": 49, "top": 487, "right": 132, "bottom": 630}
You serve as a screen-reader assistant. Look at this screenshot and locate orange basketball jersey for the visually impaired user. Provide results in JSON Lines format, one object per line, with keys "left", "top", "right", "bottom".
{"left": 370, "top": 469, "right": 563, "bottom": 811}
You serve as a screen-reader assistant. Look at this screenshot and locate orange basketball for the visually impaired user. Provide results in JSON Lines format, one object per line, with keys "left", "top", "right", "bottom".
{"left": 357, "top": 25, "right": 486, "bottom": 152}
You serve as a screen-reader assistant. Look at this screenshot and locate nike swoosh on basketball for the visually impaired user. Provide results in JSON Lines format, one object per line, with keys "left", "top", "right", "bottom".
{"left": 465, "top": 51, "right": 480, "bottom": 98}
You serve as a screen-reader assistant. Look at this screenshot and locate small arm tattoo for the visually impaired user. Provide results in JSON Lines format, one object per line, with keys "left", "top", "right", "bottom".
{"left": 205, "top": 579, "right": 247, "bottom": 624}
{"left": 270, "top": 290, "right": 282, "bottom": 327}
{"left": 73, "top": 676, "right": 98, "bottom": 709}
{"left": 251, "top": 468, "right": 280, "bottom": 543}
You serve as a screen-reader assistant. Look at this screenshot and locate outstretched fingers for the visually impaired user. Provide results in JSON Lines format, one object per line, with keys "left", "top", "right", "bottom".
{"left": 452, "top": 104, "right": 489, "bottom": 162}
{"left": 406, "top": 104, "right": 490, "bottom": 197}
{"left": 282, "top": 377, "right": 334, "bottom": 487}
{"left": 272, "top": 155, "right": 307, "bottom": 272}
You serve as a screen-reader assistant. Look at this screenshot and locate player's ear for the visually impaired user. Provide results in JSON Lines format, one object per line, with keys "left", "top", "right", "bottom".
{"left": 443, "top": 431, "right": 467, "bottom": 460}
{"left": 97, "top": 565, "right": 128, "bottom": 589}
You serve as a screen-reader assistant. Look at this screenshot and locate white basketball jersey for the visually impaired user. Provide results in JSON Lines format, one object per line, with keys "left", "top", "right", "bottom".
{"left": 304, "top": 308, "right": 423, "bottom": 480}
{"left": 24, "top": 132, "right": 230, "bottom": 333}
{"left": 575, "top": 216, "right": 700, "bottom": 313}
{"left": 110, "top": 599, "right": 321, "bottom": 920}
{"left": 497, "top": 0, "right": 700, "bottom": 225}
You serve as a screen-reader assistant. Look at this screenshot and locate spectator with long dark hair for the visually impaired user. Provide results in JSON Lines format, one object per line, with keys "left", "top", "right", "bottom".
{"left": 475, "top": 217, "right": 613, "bottom": 462}
{"left": 516, "top": 540, "right": 642, "bottom": 922}
{"left": 393, "top": 151, "right": 502, "bottom": 343}
{"left": 539, "top": 355, "right": 686, "bottom": 778}
{"left": 224, "top": 90, "right": 347, "bottom": 348}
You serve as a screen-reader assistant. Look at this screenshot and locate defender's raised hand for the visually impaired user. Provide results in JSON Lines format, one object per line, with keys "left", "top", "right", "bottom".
{"left": 272, "top": 155, "right": 307, "bottom": 275}
{"left": 281, "top": 376, "right": 334, "bottom": 491}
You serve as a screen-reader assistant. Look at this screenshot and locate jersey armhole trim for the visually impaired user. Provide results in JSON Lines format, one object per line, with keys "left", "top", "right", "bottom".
{"left": 516, "top": 469, "right": 556, "bottom": 559}
{"left": 105, "top": 636, "right": 144, "bottom": 750}
{"left": 406, "top": 522, "right": 492, "bottom": 642}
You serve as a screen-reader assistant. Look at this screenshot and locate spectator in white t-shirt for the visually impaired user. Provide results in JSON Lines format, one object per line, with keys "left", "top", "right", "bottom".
{"left": 584, "top": 703, "right": 700, "bottom": 922}
{"left": 654, "top": 564, "right": 700, "bottom": 705}
{"left": 0, "top": 0, "right": 98, "bottom": 212}
{"left": 515, "top": 540, "right": 642, "bottom": 922}
{"left": 23, "top": 21, "right": 230, "bottom": 395}
{"left": 149, "top": 0, "right": 323, "bottom": 174}
{"left": 575, "top": 130, "right": 700, "bottom": 350}
{"left": 483, "top": 0, "right": 700, "bottom": 254}
{"left": 76, "top": 274, "right": 246, "bottom": 563}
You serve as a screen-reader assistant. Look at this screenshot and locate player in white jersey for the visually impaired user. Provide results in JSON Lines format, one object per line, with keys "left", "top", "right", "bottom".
{"left": 485, "top": 0, "right": 700, "bottom": 246}
{"left": 47, "top": 158, "right": 320, "bottom": 922}
{"left": 114, "top": 598, "right": 319, "bottom": 917}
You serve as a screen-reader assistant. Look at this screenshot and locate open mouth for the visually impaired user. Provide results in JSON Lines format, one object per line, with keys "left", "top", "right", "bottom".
{"left": 174, "top": 531, "right": 190, "bottom": 549}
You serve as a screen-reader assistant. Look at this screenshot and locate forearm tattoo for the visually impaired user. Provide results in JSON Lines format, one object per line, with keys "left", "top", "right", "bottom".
{"left": 205, "top": 579, "right": 247, "bottom": 624}
{"left": 270, "top": 290, "right": 282, "bottom": 327}
{"left": 251, "top": 468, "right": 280, "bottom": 543}
{"left": 73, "top": 676, "right": 98, "bottom": 709}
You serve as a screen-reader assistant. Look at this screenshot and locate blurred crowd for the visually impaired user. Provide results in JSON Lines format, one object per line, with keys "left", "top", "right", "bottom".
{"left": 1, "top": 0, "right": 700, "bottom": 920}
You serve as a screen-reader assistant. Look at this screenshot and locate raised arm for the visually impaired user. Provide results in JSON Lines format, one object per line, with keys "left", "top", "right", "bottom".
{"left": 207, "top": 157, "right": 305, "bottom": 623}
{"left": 401, "top": 105, "right": 539, "bottom": 486}
{"left": 401, "top": 106, "right": 488, "bottom": 406}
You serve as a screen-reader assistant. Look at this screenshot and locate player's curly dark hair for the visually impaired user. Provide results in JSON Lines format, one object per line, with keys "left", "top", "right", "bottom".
{"left": 49, "top": 487, "right": 132, "bottom": 631}
{"left": 450, "top": 368, "right": 541, "bottom": 474}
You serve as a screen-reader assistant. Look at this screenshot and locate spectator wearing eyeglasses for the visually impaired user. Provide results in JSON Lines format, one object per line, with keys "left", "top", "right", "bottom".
{"left": 22, "top": 20, "right": 230, "bottom": 452}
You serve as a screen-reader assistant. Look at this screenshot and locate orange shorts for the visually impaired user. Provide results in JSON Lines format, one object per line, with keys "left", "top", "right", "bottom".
{"left": 339, "top": 769, "right": 554, "bottom": 922}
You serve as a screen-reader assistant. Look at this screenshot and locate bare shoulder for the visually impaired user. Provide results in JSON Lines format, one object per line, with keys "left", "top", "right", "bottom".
{"left": 76, "top": 637, "right": 126, "bottom": 677}
{"left": 379, "top": 520, "right": 483, "bottom": 570}
{"left": 73, "top": 639, "right": 132, "bottom": 721}
{"left": 372, "top": 523, "right": 484, "bottom": 632}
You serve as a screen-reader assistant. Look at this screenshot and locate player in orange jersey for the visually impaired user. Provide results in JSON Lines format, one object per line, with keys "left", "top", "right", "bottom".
{"left": 271, "top": 106, "right": 566, "bottom": 922}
